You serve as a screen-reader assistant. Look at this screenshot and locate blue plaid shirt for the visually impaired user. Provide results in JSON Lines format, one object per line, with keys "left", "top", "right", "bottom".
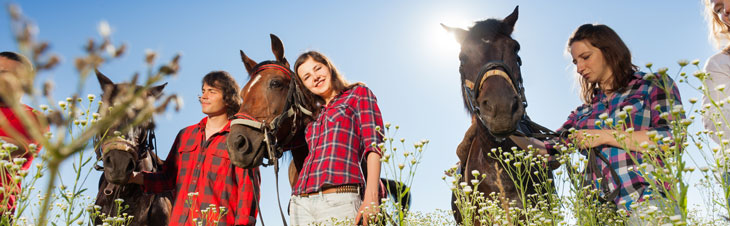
{"left": 545, "top": 71, "right": 684, "bottom": 210}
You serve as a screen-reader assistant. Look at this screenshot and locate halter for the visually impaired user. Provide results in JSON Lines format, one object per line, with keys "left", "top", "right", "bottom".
{"left": 463, "top": 61, "right": 556, "bottom": 141}
{"left": 94, "top": 126, "right": 159, "bottom": 173}
{"left": 230, "top": 63, "right": 312, "bottom": 226}
{"left": 231, "top": 64, "right": 312, "bottom": 164}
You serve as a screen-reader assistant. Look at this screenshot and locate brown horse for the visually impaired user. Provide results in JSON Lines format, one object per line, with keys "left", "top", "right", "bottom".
{"left": 93, "top": 70, "right": 173, "bottom": 226}
{"left": 225, "top": 34, "right": 313, "bottom": 187}
{"left": 225, "top": 34, "right": 411, "bottom": 223}
{"left": 443, "top": 6, "right": 555, "bottom": 225}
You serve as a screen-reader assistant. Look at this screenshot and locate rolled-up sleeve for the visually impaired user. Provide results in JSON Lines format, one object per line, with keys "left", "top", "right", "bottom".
{"left": 354, "top": 86, "right": 384, "bottom": 160}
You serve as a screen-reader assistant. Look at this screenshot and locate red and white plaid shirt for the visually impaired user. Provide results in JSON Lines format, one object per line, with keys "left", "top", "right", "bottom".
{"left": 143, "top": 117, "right": 260, "bottom": 226}
{"left": 0, "top": 105, "right": 43, "bottom": 212}
{"left": 293, "top": 85, "right": 384, "bottom": 195}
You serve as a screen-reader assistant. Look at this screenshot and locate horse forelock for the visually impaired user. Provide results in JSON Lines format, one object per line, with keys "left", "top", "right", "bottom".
{"left": 469, "top": 19, "right": 513, "bottom": 41}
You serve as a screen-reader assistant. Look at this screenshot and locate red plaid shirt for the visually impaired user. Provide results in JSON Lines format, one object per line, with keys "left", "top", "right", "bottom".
{"left": 143, "top": 117, "right": 260, "bottom": 226}
{"left": 0, "top": 105, "right": 43, "bottom": 211}
{"left": 293, "top": 85, "right": 384, "bottom": 195}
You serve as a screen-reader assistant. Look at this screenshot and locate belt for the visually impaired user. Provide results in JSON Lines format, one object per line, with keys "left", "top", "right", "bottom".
{"left": 298, "top": 184, "right": 360, "bottom": 198}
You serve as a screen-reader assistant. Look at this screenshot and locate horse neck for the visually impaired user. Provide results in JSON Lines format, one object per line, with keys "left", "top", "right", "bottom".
{"left": 474, "top": 122, "right": 519, "bottom": 151}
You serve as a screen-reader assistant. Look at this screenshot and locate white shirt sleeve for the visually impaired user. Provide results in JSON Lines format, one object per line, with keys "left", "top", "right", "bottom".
{"left": 702, "top": 52, "right": 730, "bottom": 145}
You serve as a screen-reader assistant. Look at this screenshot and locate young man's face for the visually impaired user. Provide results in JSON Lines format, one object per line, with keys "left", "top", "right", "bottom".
{"left": 0, "top": 56, "right": 24, "bottom": 103}
{"left": 200, "top": 83, "right": 227, "bottom": 117}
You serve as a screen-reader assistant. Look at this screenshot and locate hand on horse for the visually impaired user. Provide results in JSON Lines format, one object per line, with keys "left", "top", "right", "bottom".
{"left": 128, "top": 171, "right": 143, "bottom": 185}
{"left": 355, "top": 190, "right": 380, "bottom": 226}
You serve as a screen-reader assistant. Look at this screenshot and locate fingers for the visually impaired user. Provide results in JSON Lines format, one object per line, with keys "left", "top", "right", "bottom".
{"left": 354, "top": 210, "right": 363, "bottom": 225}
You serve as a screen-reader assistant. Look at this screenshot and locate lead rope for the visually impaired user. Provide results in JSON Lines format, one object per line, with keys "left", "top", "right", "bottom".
{"left": 263, "top": 125, "right": 289, "bottom": 226}
{"left": 249, "top": 168, "right": 266, "bottom": 226}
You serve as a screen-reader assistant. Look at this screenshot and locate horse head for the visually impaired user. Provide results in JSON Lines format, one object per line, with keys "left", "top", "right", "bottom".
{"left": 443, "top": 6, "right": 525, "bottom": 138}
{"left": 95, "top": 70, "right": 166, "bottom": 185}
{"left": 227, "top": 34, "right": 315, "bottom": 169}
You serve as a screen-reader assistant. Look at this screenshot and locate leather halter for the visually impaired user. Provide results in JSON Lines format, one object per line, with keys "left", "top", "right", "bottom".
{"left": 463, "top": 62, "right": 556, "bottom": 140}
{"left": 101, "top": 137, "right": 139, "bottom": 162}
{"left": 94, "top": 127, "right": 158, "bottom": 172}
{"left": 464, "top": 68, "right": 519, "bottom": 96}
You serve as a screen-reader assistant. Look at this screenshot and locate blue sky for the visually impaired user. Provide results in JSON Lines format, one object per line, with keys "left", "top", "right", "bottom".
{"left": 0, "top": 0, "right": 717, "bottom": 224}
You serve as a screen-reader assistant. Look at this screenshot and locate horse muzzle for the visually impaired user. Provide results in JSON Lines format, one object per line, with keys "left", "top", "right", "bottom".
{"left": 227, "top": 124, "right": 267, "bottom": 169}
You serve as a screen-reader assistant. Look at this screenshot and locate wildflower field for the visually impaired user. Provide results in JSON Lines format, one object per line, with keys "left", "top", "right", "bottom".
{"left": 1, "top": 2, "right": 728, "bottom": 226}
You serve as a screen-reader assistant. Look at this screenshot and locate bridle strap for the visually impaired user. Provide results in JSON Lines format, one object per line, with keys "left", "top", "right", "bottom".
{"left": 253, "top": 64, "right": 292, "bottom": 79}
{"left": 465, "top": 69, "right": 519, "bottom": 95}
{"left": 100, "top": 137, "right": 139, "bottom": 162}
{"left": 230, "top": 113, "right": 267, "bottom": 130}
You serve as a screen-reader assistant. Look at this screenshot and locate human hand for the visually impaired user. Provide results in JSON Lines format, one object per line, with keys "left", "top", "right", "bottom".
{"left": 127, "top": 171, "right": 143, "bottom": 185}
{"left": 355, "top": 191, "right": 380, "bottom": 226}
{"left": 571, "top": 129, "right": 606, "bottom": 149}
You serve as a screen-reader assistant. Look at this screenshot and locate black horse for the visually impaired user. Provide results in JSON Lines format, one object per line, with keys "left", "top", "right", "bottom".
{"left": 92, "top": 70, "right": 172, "bottom": 226}
{"left": 443, "top": 6, "right": 556, "bottom": 225}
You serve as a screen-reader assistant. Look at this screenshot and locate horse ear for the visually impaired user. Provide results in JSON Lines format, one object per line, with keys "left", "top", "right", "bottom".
{"left": 503, "top": 6, "right": 519, "bottom": 34}
{"left": 270, "top": 34, "right": 289, "bottom": 68}
{"left": 240, "top": 50, "right": 258, "bottom": 76}
{"left": 95, "top": 69, "right": 114, "bottom": 91}
{"left": 441, "top": 23, "right": 468, "bottom": 44}
{"left": 149, "top": 82, "right": 167, "bottom": 98}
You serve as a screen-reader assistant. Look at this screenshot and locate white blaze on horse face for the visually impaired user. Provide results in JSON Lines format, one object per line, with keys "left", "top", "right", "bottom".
{"left": 247, "top": 74, "right": 262, "bottom": 94}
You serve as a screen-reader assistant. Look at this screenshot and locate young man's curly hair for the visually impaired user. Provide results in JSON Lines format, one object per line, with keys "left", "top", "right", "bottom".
{"left": 202, "top": 71, "right": 241, "bottom": 117}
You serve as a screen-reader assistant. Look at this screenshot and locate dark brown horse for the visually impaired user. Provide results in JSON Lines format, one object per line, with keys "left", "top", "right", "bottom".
{"left": 443, "top": 6, "right": 555, "bottom": 225}
{"left": 225, "top": 34, "right": 411, "bottom": 224}
{"left": 93, "top": 70, "right": 172, "bottom": 226}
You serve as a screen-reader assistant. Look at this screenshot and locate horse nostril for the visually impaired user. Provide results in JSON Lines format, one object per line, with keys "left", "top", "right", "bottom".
{"left": 228, "top": 133, "right": 250, "bottom": 153}
{"left": 126, "top": 161, "right": 135, "bottom": 173}
{"left": 512, "top": 96, "right": 520, "bottom": 112}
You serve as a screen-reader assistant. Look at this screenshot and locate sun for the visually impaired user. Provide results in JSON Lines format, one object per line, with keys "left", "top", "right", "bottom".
{"left": 427, "top": 15, "right": 473, "bottom": 55}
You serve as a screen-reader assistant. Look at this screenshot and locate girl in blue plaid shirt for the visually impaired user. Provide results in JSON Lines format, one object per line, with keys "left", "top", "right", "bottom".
{"left": 511, "top": 24, "right": 684, "bottom": 225}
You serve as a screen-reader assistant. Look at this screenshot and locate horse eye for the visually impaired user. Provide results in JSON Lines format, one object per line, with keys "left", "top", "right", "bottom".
{"left": 270, "top": 80, "right": 283, "bottom": 88}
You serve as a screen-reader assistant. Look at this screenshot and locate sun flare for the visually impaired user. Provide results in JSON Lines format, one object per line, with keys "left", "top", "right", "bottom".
{"left": 429, "top": 15, "right": 473, "bottom": 55}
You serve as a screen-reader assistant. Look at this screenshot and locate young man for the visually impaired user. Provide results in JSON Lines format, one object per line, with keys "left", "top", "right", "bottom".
{"left": 130, "top": 71, "right": 260, "bottom": 226}
{"left": 0, "top": 51, "right": 43, "bottom": 214}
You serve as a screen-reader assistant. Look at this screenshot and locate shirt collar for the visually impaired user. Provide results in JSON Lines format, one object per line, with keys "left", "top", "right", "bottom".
{"left": 197, "top": 116, "right": 232, "bottom": 134}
